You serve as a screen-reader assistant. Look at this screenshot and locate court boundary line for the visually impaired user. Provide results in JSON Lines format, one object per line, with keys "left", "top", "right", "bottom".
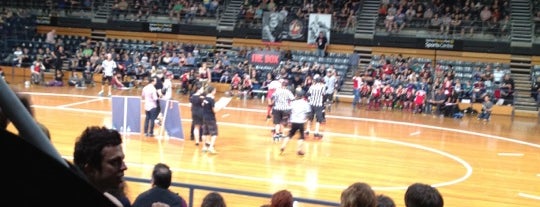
{"left": 57, "top": 98, "right": 104, "bottom": 108}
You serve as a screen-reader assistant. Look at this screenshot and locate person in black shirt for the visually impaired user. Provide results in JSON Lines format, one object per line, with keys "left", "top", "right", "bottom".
{"left": 189, "top": 88, "right": 204, "bottom": 145}
{"left": 201, "top": 85, "right": 225, "bottom": 154}
{"left": 315, "top": 31, "right": 328, "bottom": 57}
{"left": 154, "top": 70, "right": 165, "bottom": 125}
{"left": 54, "top": 45, "right": 68, "bottom": 73}
{"left": 132, "top": 163, "right": 188, "bottom": 207}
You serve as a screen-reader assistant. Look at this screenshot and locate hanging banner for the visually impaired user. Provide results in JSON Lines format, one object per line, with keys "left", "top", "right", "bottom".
{"left": 307, "top": 14, "right": 332, "bottom": 45}
{"left": 262, "top": 12, "right": 286, "bottom": 42}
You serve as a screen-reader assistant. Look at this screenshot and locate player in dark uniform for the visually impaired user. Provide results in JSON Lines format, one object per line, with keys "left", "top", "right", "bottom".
{"left": 189, "top": 87, "right": 204, "bottom": 145}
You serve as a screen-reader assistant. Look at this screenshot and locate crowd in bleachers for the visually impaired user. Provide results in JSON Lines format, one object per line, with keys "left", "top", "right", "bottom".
{"left": 0, "top": 8, "right": 37, "bottom": 41}
{"left": 378, "top": 0, "right": 511, "bottom": 38}
{"left": 237, "top": 0, "right": 362, "bottom": 33}
{"left": 351, "top": 53, "right": 515, "bottom": 117}
{"left": 111, "top": 0, "right": 223, "bottom": 22}
{"left": 0, "top": 27, "right": 354, "bottom": 96}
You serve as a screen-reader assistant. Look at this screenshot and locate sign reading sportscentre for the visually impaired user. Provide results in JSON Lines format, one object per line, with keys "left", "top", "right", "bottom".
{"left": 425, "top": 39, "right": 455, "bottom": 49}
{"left": 147, "top": 23, "right": 174, "bottom": 33}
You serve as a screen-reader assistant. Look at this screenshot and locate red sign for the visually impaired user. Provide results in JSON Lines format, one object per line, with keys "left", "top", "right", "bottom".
{"left": 249, "top": 51, "right": 281, "bottom": 70}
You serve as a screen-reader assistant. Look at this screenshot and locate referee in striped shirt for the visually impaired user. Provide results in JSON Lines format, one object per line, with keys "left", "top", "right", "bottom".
{"left": 271, "top": 79, "right": 295, "bottom": 142}
{"left": 306, "top": 75, "right": 326, "bottom": 139}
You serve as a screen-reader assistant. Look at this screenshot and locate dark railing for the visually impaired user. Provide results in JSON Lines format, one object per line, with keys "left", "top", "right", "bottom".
{"left": 125, "top": 176, "right": 340, "bottom": 207}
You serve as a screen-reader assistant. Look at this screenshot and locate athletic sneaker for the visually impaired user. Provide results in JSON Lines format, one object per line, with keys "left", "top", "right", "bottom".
{"left": 304, "top": 131, "right": 309, "bottom": 136}
{"left": 154, "top": 119, "right": 162, "bottom": 126}
{"left": 297, "top": 150, "right": 305, "bottom": 156}
{"left": 208, "top": 147, "right": 218, "bottom": 154}
{"left": 273, "top": 134, "right": 281, "bottom": 143}
{"left": 266, "top": 115, "right": 271, "bottom": 120}
{"left": 202, "top": 146, "right": 208, "bottom": 152}
{"left": 98, "top": 91, "right": 104, "bottom": 96}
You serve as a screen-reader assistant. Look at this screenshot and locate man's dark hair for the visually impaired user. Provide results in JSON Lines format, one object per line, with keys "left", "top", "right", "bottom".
{"left": 377, "top": 194, "right": 396, "bottom": 207}
{"left": 73, "top": 126, "right": 123, "bottom": 171}
{"left": 152, "top": 163, "right": 172, "bottom": 189}
{"left": 404, "top": 183, "right": 444, "bottom": 207}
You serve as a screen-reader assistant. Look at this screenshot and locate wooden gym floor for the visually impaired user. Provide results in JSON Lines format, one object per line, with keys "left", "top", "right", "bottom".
{"left": 4, "top": 77, "right": 540, "bottom": 207}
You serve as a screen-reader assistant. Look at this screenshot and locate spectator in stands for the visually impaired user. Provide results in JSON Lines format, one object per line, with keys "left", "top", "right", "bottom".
{"left": 112, "top": 0, "right": 129, "bottom": 20}
{"left": 440, "top": 14, "right": 452, "bottom": 35}
{"left": 498, "top": 15, "right": 511, "bottom": 37}
{"left": 208, "top": 0, "right": 220, "bottom": 17}
{"left": 450, "top": 14, "right": 462, "bottom": 36}
{"left": 3, "top": 46, "right": 23, "bottom": 66}
{"left": 73, "top": 126, "right": 128, "bottom": 207}
{"left": 404, "top": 183, "right": 444, "bottom": 207}
{"left": 53, "top": 45, "right": 68, "bottom": 72}
{"left": 478, "top": 95, "right": 493, "bottom": 121}
{"left": 185, "top": 2, "right": 198, "bottom": 24}
{"left": 532, "top": 82, "right": 540, "bottom": 109}
{"left": 393, "top": 8, "right": 406, "bottom": 33}
{"left": 427, "top": 88, "right": 446, "bottom": 116}
{"left": 442, "top": 89, "right": 460, "bottom": 117}
{"left": 461, "top": 14, "right": 476, "bottom": 37}
{"left": 201, "top": 192, "right": 226, "bottom": 207}
{"left": 480, "top": 6, "right": 492, "bottom": 30}
{"left": 132, "top": 163, "right": 188, "bottom": 207}
{"left": 423, "top": 7, "right": 433, "bottom": 23}
{"left": 487, "top": 17, "right": 500, "bottom": 37}
{"left": 47, "top": 69, "right": 65, "bottom": 87}
{"left": 500, "top": 73, "right": 514, "bottom": 95}
{"left": 30, "top": 59, "right": 46, "bottom": 85}
{"left": 134, "top": 0, "right": 151, "bottom": 21}
{"left": 340, "top": 182, "right": 377, "bottom": 207}
{"left": 46, "top": 29, "right": 56, "bottom": 50}
{"left": 429, "top": 14, "right": 442, "bottom": 34}
{"left": 377, "top": 194, "right": 395, "bottom": 207}
{"left": 384, "top": 5, "right": 396, "bottom": 32}
{"left": 378, "top": 4, "right": 388, "bottom": 18}
{"left": 170, "top": 0, "right": 185, "bottom": 22}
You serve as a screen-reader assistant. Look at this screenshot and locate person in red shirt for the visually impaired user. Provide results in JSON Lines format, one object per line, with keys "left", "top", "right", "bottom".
{"left": 368, "top": 83, "right": 382, "bottom": 111}
{"left": 180, "top": 71, "right": 190, "bottom": 95}
{"left": 382, "top": 83, "right": 394, "bottom": 109}
{"left": 241, "top": 75, "right": 253, "bottom": 99}
{"left": 393, "top": 84, "right": 405, "bottom": 110}
{"left": 230, "top": 73, "right": 242, "bottom": 97}
{"left": 414, "top": 89, "right": 427, "bottom": 113}
{"left": 31, "top": 59, "right": 46, "bottom": 85}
